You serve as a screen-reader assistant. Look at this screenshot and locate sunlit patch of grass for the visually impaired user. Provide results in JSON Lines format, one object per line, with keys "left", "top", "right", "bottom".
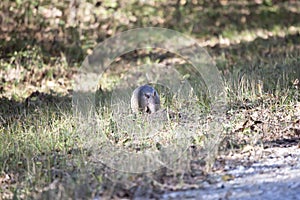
{"left": 0, "top": 103, "right": 84, "bottom": 198}
{"left": 204, "top": 25, "right": 300, "bottom": 48}
{"left": 1, "top": 58, "right": 299, "bottom": 198}
{"left": 1, "top": 42, "right": 299, "bottom": 199}
{"left": 223, "top": 57, "right": 299, "bottom": 152}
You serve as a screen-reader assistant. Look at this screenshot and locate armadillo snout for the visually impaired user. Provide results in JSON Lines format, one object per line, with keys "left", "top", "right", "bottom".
{"left": 145, "top": 100, "right": 160, "bottom": 114}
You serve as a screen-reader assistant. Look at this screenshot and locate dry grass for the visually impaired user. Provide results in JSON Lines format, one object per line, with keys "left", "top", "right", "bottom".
{"left": 1, "top": 0, "right": 300, "bottom": 198}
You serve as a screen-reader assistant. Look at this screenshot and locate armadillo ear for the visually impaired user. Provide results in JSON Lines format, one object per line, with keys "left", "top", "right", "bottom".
{"left": 153, "top": 91, "right": 156, "bottom": 96}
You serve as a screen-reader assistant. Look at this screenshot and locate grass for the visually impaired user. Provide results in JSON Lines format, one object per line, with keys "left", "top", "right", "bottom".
{"left": 1, "top": 0, "right": 300, "bottom": 198}
{"left": 1, "top": 51, "right": 298, "bottom": 198}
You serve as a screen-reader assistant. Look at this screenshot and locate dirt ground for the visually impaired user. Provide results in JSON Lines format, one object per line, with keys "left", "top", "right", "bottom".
{"left": 161, "top": 144, "right": 300, "bottom": 199}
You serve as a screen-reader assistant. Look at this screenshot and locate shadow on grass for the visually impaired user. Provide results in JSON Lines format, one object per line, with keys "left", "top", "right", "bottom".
{"left": 0, "top": 27, "right": 84, "bottom": 66}
{"left": 1, "top": 0, "right": 299, "bottom": 67}
{"left": 265, "top": 137, "right": 300, "bottom": 148}
{"left": 0, "top": 91, "right": 72, "bottom": 127}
